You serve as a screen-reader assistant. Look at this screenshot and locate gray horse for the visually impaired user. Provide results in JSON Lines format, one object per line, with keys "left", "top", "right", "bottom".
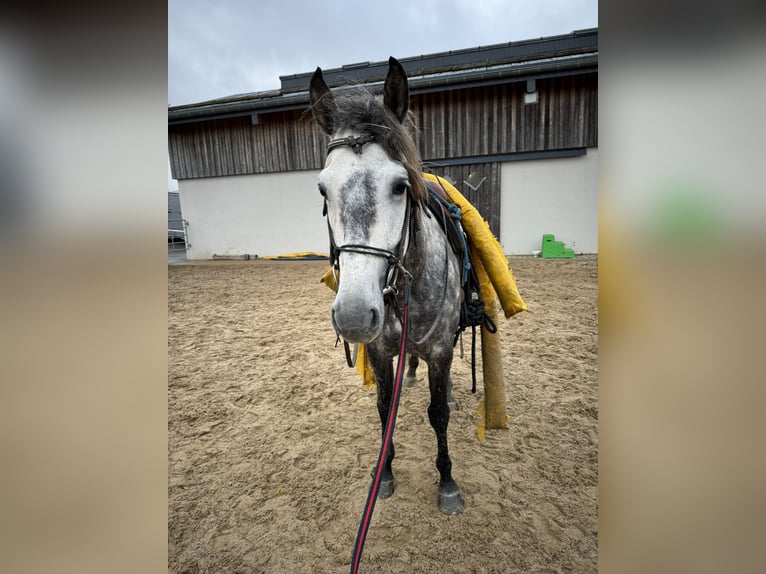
{"left": 310, "top": 57, "right": 464, "bottom": 515}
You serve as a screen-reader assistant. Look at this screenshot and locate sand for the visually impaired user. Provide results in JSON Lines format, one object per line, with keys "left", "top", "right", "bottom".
{"left": 168, "top": 256, "right": 597, "bottom": 573}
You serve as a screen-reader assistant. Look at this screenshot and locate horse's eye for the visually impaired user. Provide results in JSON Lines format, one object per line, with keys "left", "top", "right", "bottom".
{"left": 318, "top": 183, "right": 327, "bottom": 197}
{"left": 393, "top": 181, "right": 410, "bottom": 196}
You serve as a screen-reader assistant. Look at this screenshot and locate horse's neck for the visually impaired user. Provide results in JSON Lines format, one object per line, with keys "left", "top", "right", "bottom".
{"left": 404, "top": 204, "right": 454, "bottom": 304}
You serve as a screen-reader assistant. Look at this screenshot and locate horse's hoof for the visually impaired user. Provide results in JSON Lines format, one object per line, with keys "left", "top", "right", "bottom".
{"left": 438, "top": 485, "right": 464, "bottom": 515}
{"left": 403, "top": 373, "right": 417, "bottom": 388}
{"left": 448, "top": 400, "right": 459, "bottom": 412}
{"left": 377, "top": 478, "right": 395, "bottom": 499}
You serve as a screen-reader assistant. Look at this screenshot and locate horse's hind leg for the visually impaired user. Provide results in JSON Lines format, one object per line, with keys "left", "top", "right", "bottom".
{"left": 427, "top": 351, "right": 465, "bottom": 515}
{"left": 367, "top": 347, "right": 396, "bottom": 499}
{"left": 446, "top": 376, "right": 459, "bottom": 412}
{"left": 403, "top": 355, "right": 419, "bottom": 388}
{"left": 407, "top": 355, "right": 459, "bottom": 411}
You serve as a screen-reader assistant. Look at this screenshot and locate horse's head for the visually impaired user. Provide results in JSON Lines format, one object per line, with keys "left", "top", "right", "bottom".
{"left": 310, "top": 57, "right": 422, "bottom": 344}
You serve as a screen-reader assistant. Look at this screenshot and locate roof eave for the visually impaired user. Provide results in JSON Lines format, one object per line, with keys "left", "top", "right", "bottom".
{"left": 168, "top": 53, "right": 598, "bottom": 125}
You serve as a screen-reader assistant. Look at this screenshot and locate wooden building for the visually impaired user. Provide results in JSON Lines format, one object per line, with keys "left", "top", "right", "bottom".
{"left": 168, "top": 29, "right": 598, "bottom": 258}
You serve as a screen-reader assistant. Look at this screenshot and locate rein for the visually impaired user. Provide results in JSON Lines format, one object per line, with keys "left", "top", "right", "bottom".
{"left": 350, "top": 273, "right": 411, "bottom": 574}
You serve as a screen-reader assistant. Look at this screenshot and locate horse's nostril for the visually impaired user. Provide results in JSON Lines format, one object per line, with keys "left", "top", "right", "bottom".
{"left": 369, "top": 308, "right": 379, "bottom": 331}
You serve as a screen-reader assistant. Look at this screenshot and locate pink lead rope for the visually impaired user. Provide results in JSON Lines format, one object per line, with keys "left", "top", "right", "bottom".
{"left": 349, "top": 273, "right": 411, "bottom": 574}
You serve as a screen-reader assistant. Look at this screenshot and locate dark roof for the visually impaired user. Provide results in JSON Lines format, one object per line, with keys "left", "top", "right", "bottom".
{"left": 169, "top": 28, "right": 597, "bottom": 125}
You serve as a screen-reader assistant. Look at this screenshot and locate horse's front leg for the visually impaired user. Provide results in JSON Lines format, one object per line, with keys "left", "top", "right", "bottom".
{"left": 366, "top": 345, "right": 396, "bottom": 499}
{"left": 427, "top": 350, "right": 465, "bottom": 515}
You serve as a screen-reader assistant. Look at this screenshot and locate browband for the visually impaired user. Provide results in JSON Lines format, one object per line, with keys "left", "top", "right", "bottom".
{"left": 327, "top": 134, "right": 376, "bottom": 155}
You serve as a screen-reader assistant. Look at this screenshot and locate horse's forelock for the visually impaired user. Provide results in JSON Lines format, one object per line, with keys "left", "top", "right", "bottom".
{"left": 329, "top": 88, "right": 426, "bottom": 207}
{"left": 384, "top": 109, "right": 426, "bottom": 207}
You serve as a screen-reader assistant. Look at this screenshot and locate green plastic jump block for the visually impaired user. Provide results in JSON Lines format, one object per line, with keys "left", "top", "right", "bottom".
{"left": 541, "top": 234, "right": 575, "bottom": 258}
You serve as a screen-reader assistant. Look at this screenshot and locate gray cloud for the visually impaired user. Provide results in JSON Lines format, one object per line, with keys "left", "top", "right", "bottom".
{"left": 169, "top": 0, "right": 597, "bottom": 105}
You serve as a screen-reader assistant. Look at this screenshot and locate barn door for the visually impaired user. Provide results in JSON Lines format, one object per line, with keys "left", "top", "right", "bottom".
{"left": 422, "top": 162, "right": 500, "bottom": 237}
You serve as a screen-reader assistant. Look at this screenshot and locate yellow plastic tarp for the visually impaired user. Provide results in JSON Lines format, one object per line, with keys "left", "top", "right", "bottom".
{"left": 471, "top": 249, "right": 510, "bottom": 438}
{"left": 263, "top": 252, "right": 329, "bottom": 260}
{"left": 423, "top": 173, "right": 527, "bottom": 317}
{"left": 421, "top": 174, "right": 526, "bottom": 438}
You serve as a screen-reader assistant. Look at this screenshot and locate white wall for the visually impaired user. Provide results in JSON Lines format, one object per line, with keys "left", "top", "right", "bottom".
{"left": 179, "top": 149, "right": 598, "bottom": 259}
{"left": 167, "top": 156, "right": 179, "bottom": 192}
{"left": 500, "top": 148, "right": 598, "bottom": 254}
{"left": 178, "top": 170, "right": 326, "bottom": 259}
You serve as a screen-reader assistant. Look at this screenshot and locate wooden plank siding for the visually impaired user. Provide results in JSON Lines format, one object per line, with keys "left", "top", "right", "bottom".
{"left": 169, "top": 112, "right": 329, "bottom": 179}
{"left": 423, "top": 163, "right": 501, "bottom": 238}
{"left": 168, "top": 73, "right": 597, "bottom": 180}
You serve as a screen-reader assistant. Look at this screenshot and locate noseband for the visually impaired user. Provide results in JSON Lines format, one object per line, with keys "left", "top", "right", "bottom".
{"left": 324, "top": 135, "right": 413, "bottom": 301}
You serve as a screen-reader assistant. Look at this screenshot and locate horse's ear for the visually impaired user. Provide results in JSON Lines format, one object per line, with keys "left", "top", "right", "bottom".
{"left": 384, "top": 57, "right": 409, "bottom": 123}
{"left": 310, "top": 67, "right": 335, "bottom": 134}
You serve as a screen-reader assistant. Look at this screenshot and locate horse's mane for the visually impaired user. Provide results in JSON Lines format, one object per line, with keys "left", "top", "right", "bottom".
{"left": 322, "top": 86, "right": 427, "bottom": 206}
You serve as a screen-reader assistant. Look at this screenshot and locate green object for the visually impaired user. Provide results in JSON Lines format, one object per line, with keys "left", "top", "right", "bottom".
{"left": 650, "top": 180, "right": 725, "bottom": 249}
{"left": 541, "top": 234, "right": 575, "bottom": 258}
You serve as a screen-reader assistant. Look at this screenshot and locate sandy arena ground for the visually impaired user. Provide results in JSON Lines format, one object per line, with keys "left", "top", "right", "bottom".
{"left": 168, "top": 256, "right": 598, "bottom": 573}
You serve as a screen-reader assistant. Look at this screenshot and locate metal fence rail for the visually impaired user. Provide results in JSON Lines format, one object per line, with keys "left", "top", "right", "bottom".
{"left": 168, "top": 217, "right": 189, "bottom": 251}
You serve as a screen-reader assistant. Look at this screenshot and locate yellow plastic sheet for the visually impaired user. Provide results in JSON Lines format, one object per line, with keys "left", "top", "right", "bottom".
{"left": 472, "top": 251, "right": 510, "bottom": 438}
{"left": 423, "top": 173, "right": 527, "bottom": 318}
{"left": 354, "top": 344, "right": 377, "bottom": 389}
{"left": 423, "top": 174, "right": 524, "bottom": 437}
{"left": 319, "top": 267, "right": 338, "bottom": 291}
{"left": 263, "top": 252, "right": 329, "bottom": 260}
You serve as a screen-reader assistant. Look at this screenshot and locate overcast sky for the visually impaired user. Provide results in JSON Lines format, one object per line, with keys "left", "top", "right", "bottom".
{"left": 168, "top": 0, "right": 598, "bottom": 107}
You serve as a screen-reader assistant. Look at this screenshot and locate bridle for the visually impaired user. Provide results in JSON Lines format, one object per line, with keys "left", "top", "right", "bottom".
{"left": 323, "top": 134, "right": 414, "bottom": 304}
{"left": 327, "top": 134, "right": 376, "bottom": 156}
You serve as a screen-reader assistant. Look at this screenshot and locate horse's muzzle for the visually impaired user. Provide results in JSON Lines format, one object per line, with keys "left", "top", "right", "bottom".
{"left": 331, "top": 297, "right": 383, "bottom": 344}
